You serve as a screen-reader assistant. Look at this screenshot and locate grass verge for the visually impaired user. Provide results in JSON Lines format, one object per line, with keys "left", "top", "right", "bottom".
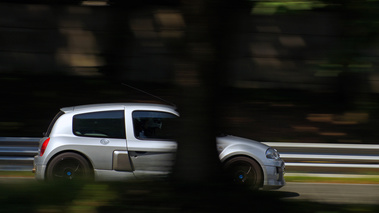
{"left": 0, "top": 171, "right": 34, "bottom": 177}
{"left": 285, "top": 173, "right": 379, "bottom": 184}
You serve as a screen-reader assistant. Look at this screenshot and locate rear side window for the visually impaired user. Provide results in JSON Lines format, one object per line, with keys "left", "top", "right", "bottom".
{"left": 73, "top": 110, "right": 125, "bottom": 139}
{"left": 133, "top": 111, "right": 177, "bottom": 140}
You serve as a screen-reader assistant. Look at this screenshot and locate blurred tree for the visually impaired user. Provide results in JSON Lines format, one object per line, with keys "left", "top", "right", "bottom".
{"left": 100, "top": 0, "right": 232, "bottom": 186}
{"left": 172, "top": 0, "right": 254, "bottom": 186}
{"left": 313, "top": 0, "right": 379, "bottom": 110}
{"left": 170, "top": 0, "right": 222, "bottom": 186}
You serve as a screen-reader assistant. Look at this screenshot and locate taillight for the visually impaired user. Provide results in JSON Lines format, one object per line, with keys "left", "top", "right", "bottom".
{"left": 40, "top": 138, "right": 50, "bottom": 156}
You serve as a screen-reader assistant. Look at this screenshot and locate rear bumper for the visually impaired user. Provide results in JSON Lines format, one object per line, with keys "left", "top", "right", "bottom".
{"left": 33, "top": 155, "right": 46, "bottom": 181}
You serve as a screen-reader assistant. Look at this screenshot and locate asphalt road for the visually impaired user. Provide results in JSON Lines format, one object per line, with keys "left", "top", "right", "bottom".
{"left": 277, "top": 182, "right": 379, "bottom": 204}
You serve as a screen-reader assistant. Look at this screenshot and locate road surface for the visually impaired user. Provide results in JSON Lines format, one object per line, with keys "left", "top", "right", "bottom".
{"left": 277, "top": 182, "right": 379, "bottom": 204}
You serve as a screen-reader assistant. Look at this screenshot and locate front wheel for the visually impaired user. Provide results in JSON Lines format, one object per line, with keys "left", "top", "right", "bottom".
{"left": 223, "top": 156, "right": 263, "bottom": 190}
{"left": 45, "top": 152, "right": 93, "bottom": 182}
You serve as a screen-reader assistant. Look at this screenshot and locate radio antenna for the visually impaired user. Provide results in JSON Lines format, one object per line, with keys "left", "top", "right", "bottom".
{"left": 121, "top": 83, "right": 176, "bottom": 107}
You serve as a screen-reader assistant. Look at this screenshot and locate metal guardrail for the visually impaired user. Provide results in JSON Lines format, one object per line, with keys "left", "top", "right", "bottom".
{"left": 0, "top": 137, "right": 39, "bottom": 171}
{"left": 1, "top": 137, "right": 379, "bottom": 175}
{"left": 264, "top": 142, "right": 379, "bottom": 174}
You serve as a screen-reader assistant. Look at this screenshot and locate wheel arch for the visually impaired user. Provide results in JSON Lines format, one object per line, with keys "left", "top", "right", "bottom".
{"left": 221, "top": 154, "right": 265, "bottom": 187}
{"left": 45, "top": 150, "right": 94, "bottom": 179}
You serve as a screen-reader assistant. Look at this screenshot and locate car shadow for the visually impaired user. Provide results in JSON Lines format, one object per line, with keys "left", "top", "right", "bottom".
{"left": 269, "top": 190, "right": 300, "bottom": 198}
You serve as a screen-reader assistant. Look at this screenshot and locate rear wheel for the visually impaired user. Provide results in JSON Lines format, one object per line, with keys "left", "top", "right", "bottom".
{"left": 223, "top": 156, "right": 263, "bottom": 190}
{"left": 46, "top": 152, "right": 93, "bottom": 182}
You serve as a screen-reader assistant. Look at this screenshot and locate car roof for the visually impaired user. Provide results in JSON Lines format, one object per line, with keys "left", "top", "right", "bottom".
{"left": 60, "top": 103, "right": 178, "bottom": 114}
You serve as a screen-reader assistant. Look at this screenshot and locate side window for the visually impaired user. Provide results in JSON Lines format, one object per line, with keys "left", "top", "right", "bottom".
{"left": 133, "top": 111, "right": 177, "bottom": 140}
{"left": 73, "top": 110, "right": 126, "bottom": 139}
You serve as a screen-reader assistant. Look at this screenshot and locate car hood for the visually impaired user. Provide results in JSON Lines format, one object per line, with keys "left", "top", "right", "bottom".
{"left": 216, "top": 134, "right": 269, "bottom": 150}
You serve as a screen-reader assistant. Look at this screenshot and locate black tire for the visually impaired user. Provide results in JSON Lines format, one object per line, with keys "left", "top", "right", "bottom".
{"left": 223, "top": 156, "right": 263, "bottom": 190}
{"left": 46, "top": 152, "right": 93, "bottom": 182}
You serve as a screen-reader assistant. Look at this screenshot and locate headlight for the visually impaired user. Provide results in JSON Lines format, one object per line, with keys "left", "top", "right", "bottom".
{"left": 266, "top": 148, "right": 280, "bottom": 160}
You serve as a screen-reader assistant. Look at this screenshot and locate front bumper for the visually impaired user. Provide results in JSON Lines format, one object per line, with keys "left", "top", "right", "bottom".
{"left": 263, "top": 161, "right": 285, "bottom": 190}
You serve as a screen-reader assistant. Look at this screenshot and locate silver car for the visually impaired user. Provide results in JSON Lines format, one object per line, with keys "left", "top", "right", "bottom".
{"left": 33, "top": 103, "right": 285, "bottom": 190}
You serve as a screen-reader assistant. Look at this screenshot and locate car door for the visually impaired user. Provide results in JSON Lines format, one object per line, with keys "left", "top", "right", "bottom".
{"left": 125, "top": 108, "right": 178, "bottom": 178}
{"left": 71, "top": 110, "right": 128, "bottom": 170}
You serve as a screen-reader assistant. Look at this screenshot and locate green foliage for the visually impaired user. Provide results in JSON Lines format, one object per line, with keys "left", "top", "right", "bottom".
{"left": 0, "top": 179, "right": 378, "bottom": 213}
{"left": 285, "top": 175, "right": 379, "bottom": 184}
{"left": 251, "top": 1, "right": 327, "bottom": 15}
